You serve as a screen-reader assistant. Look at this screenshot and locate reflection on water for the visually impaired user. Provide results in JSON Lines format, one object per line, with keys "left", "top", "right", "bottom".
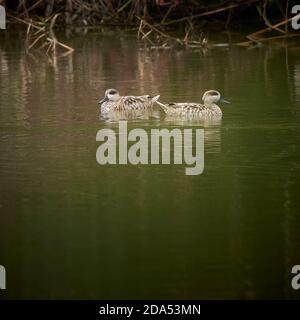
{"left": 162, "top": 116, "right": 222, "bottom": 154}
{"left": 0, "top": 29, "right": 300, "bottom": 299}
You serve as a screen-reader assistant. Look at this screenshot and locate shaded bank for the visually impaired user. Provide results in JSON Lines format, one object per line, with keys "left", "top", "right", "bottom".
{"left": 1, "top": 1, "right": 300, "bottom": 57}
{"left": 2, "top": 0, "right": 299, "bottom": 29}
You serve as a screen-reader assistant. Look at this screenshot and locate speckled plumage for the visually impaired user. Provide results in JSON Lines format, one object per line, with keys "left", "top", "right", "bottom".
{"left": 156, "top": 90, "right": 229, "bottom": 119}
{"left": 99, "top": 109, "right": 160, "bottom": 122}
{"left": 157, "top": 102, "right": 222, "bottom": 118}
{"left": 99, "top": 89, "right": 160, "bottom": 113}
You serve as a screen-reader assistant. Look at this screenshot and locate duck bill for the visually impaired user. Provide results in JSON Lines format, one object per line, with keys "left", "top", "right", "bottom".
{"left": 220, "top": 97, "right": 230, "bottom": 104}
{"left": 99, "top": 96, "right": 108, "bottom": 104}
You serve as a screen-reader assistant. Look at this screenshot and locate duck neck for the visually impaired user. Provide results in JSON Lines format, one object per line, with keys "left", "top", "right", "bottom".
{"left": 204, "top": 102, "right": 215, "bottom": 109}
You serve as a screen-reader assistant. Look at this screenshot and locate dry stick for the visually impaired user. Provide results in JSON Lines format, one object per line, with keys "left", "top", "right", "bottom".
{"left": 8, "top": 14, "right": 41, "bottom": 30}
{"left": 26, "top": 21, "right": 31, "bottom": 36}
{"left": 8, "top": 14, "right": 74, "bottom": 54}
{"left": 46, "top": 40, "right": 54, "bottom": 55}
{"left": 47, "top": 14, "right": 59, "bottom": 55}
{"left": 256, "top": 4, "right": 286, "bottom": 34}
{"left": 113, "top": 0, "right": 133, "bottom": 17}
{"left": 18, "top": 0, "right": 28, "bottom": 17}
{"left": 137, "top": 19, "right": 143, "bottom": 39}
{"left": 39, "top": 41, "right": 50, "bottom": 50}
{"left": 25, "top": 22, "right": 31, "bottom": 50}
{"left": 137, "top": 17, "right": 203, "bottom": 47}
{"left": 48, "top": 13, "right": 74, "bottom": 54}
{"left": 137, "top": 17, "right": 183, "bottom": 44}
{"left": 161, "top": 4, "right": 175, "bottom": 25}
{"left": 47, "top": 38, "right": 74, "bottom": 53}
{"left": 251, "top": 33, "right": 300, "bottom": 43}
{"left": 238, "top": 32, "right": 300, "bottom": 46}
{"left": 225, "top": 7, "right": 232, "bottom": 29}
{"left": 285, "top": 0, "right": 290, "bottom": 34}
{"left": 161, "top": 0, "right": 260, "bottom": 26}
{"left": 247, "top": 17, "right": 294, "bottom": 39}
{"left": 139, "top": 27, "right": 155, "bottom": 45}
{"left": 28, "top": 33, "right": 46, "bottom": 50}
{"left": 49, "top": 13, "right": 59, "bottom": 41}
{"left": 33, "top": 26, "right": 46, "bottom": 36}
{"left": 20, "top": 0, "right": 44, "bottom": 17}
{"left": 141, "top": 29, "right": 152, "bottom": 40}
{"left": 183, "top": 24, "right": 192, "bottom": 45}
{"left": 102, "top": 0, "right": 134, "bottom": 22}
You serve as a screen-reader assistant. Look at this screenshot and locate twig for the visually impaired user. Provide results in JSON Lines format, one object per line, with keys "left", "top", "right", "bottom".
{"left": 28, "top": 33, "right": 45, "bottom": 50}
{"left": 285, "top": 0, "right": 290, "bottom": 34}
{"left": 161, "top": 4, "right": 175, "bottom": 25}
{"left": 247, "top": 17, "right": 294, "bottom": 39}
{"left": 8, "top": 13, "right": 74, "bottom": 56}
{"left": 237, "top": 32, "right": 300, "bottom": 46}
{"left": 137, "top": 17, "right": 183, "bottom": 44}
{"left": 256, "top": 4, "right": 286, "bottom": 34}
{"left": 19, "top": 0, "right": 43, "bottom": 17}
{"left": 161, "top": 0, "right": 260, "bottom": 26}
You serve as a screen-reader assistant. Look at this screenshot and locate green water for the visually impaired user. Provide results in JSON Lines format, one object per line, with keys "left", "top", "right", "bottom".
{"left": 0, "top": 29, "right": 300, "bottom": 299}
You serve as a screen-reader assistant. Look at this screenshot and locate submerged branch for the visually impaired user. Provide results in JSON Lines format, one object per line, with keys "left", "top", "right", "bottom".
{"left": 137, "top": 17, "right": 207, "bottom": 49}
{"left": 5, "top": 1, "right": 299, "bottom": 51}
{"left": 161, "top": 0, "right": 260, "bottom": 26}
{"left": 240, "top": 17, "right": 298, "bottom": 47}
{"left": 7, "top": 13, "right": 74, "bottom": 56}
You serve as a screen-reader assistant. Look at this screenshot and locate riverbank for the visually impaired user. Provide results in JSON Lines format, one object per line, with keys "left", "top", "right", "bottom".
{"left": 1, "top": 0, "right": 300, "bottom": 55}
{"left": 2, "top": 0, "right": 296, "bottom": 30}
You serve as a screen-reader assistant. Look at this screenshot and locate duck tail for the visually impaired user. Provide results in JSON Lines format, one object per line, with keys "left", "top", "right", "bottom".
{"left": 155, "top": 100, "right": 168, "bottom": 111}
{"left": 150, "top": 94, "right": 160, "bottom": 103}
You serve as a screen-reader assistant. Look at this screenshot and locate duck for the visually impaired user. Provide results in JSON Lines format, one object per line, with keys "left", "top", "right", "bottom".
{"left": 99, "top": 89, "right": 160, "bottom": 113}
{"left": 156, "top": 90, "right": 230, "bottom": 118}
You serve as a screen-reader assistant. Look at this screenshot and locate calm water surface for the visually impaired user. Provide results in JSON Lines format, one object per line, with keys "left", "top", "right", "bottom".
{"left": 0, "top": 29, "right": 300, "bottom": 299}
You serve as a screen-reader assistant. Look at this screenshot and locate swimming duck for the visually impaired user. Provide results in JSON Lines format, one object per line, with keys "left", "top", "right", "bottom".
{"left": 99, "top": 89, "right": 160, "bottom": 113}
{"left": 156, "top": 90, "right": 229, "bottom": 118}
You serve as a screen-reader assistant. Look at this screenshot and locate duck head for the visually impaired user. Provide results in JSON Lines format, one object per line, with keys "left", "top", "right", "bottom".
{"left": 99, "top": 89, "right": 120, "bottom": 104}
{"left": 202, "top": 90, "right": 230, "bottom": 105}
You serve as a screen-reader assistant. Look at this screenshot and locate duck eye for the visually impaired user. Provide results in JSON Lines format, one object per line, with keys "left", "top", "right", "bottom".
{"left": 109, "top": 90, "right": 117, "bottom": 95}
